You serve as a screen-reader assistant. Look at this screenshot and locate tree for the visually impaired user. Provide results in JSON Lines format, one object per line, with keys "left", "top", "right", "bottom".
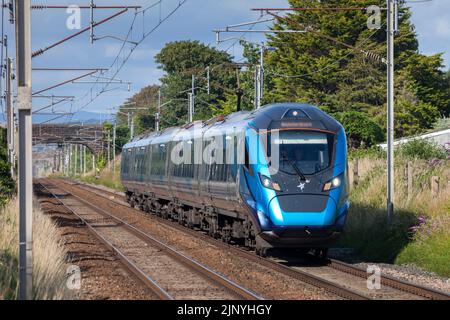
{"left": 263, "top": 0, "right": 447, "bottom": 137}
{"left": 0, "top": 128, "right": 14, "bottom": 206}
{"left": 118, "top": 85, "right": 160, "bottom": 134}
{"left": 155, "top": 41, "right": 237, "bottom": 126}
{"left": 401, "top": 54, "right": 450, "bottom": 117}
{"left": 115, "top": 125, "right": 130, "bottom": 153}
{"left": 335, "top": 111, "right": 385, "bottom": 148}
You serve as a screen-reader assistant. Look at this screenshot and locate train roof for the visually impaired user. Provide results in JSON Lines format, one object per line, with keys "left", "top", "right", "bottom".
{"left": 123, "top": 103, "right": 342, "bottom": 149}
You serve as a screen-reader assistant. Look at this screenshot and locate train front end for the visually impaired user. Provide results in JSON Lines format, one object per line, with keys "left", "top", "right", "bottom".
{"left": 243, "top": 104, "right": 349, "bottom": 251}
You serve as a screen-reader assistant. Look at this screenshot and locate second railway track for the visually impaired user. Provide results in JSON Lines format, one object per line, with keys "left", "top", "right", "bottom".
{"left": 51, "top": 178, "right": 450, "bottom": 300}
{"left": 39, "top": 179, "right": 262, "bottom": 300}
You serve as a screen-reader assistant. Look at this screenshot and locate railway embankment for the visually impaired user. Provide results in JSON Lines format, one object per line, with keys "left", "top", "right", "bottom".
{"left": 341, "top": 144, "right": 450, "bottom": 278}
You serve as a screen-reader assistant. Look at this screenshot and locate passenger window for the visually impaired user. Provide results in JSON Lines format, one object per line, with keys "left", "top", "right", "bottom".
{"left": 244, "top": 146, "right": 254, "bottom": 176}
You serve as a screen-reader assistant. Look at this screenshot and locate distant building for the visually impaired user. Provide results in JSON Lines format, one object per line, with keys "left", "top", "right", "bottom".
{"left": 378, "top": 129, "right": 450, "bottom": 150}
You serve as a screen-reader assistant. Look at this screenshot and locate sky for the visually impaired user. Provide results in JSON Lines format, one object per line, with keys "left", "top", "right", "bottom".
{"left": 1, "top": 0, "right": 450, "bottom": 123}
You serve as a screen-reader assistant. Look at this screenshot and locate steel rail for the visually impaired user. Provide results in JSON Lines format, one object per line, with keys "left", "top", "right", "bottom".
{"left": 69, "top": 180, "right": 450, "bottom": 301}
{"left": 327, "top": 259, "right": 450, "bottom": 300}
{"left": 38, "top": 182, "right": 173, "bottom": 300}
{"left": 47, "top": 179, "right": 263, "bottom": 301}
{"left": 61, "top": 180, "right": 369, "bottom": 300}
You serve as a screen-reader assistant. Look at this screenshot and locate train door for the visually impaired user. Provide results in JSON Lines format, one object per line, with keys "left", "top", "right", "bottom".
{"left": 199, "top": 137, "right": 213, "bottom": 206}
{"left": 208, "top": 134, "right": 232, "bottom": 211}
{"left": 227, "top": 129, "right": 243, "bottom": 213}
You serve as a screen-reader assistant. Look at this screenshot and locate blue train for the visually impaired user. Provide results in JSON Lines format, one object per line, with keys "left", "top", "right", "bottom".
{"left": 121, "top": 103, "right": 349, "bottom": 256}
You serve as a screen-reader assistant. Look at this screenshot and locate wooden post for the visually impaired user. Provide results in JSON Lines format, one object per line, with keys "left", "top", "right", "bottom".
{"left": 407, "top": 161, "right": 413, "bottom": 200}
{"left": 431, "top": 176, "right": 439, "bottom": 198}
{"left": 353, "top": 159, "right": 359, "bottom": 187}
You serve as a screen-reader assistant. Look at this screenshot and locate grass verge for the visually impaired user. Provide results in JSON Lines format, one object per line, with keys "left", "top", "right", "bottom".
{"left": 0, "top": 198, "right": 73, "bottom": 299}
{"left": 78, "top": 157, "right": 123, "bottom": 191}
{"left": 340, "top": 154, "right": 450, "bottom": 277}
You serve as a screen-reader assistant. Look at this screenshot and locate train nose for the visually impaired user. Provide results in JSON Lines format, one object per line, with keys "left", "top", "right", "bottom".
{"left": 268, "top": 194, "right": 337, "bottom": 226}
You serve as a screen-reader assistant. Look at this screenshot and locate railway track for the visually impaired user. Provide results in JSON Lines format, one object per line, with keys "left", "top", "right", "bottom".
{"left": 53, "top": 179, "right": 450, "bottom": 300}
{"left": 39, "top": 180, "right": 262, "bottom": 301}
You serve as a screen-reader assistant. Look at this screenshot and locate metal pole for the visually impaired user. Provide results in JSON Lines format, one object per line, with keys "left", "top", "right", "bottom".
{"left": 236, "top": 67, "right": 243, "bottom": 112}
{"left": 92, "top": 154, "right": 96, "bottom": 175}
{"left": 6, "top": 57, "right": 14, "bottom": 178}
{"left": 107, "top": 130, "right": 111, "bottom": 170}
{"left": 16, "top": 0, "right": 33, "bottom": 300}
{"left": 156, "top": 89, "right": 161, "bottom": 132}
{"left": 59, "top": 148, "right": 62, "bottom": 172}
{"left": 83, "top": 145, "right": 86, "bottom": 175}
{"left": 206, "top": 66, "right": 210, "bottom": 95}
{"left": 63, "top": 145, "right": 65, "bottom": 174}
{"left": 90, "top": 0, "right": 95, "bottom": 44}
{"left": 74, "top": 144, "right": 78, "bottom": 176}
{"left": 79, "top": 144, "right": 82, "bottom": 174}
{"left": 255, "top": 65, "right": 261, "bottom": 109}
{"left": 113, "top": 122, "right": 116, "bottom": 177}
{"left": 69, "top": 144, "right": 72, "bottom": 175}
{"left": 386, "top": 0, "right": 395, "bottom": 223}
{"left": 191, "top": 74, "right": 195, "bottom": 118}
{"left": 188, "top": 93, "right": 193, "bottom": 123}
{"left": 130, "top": 115, "right": 134, "bottom": 139}
{"left": 65, "top": 145, "right": 68, "bottom": 175}
{"left": 260, "top": 45, "right": 264, "bottom": 101}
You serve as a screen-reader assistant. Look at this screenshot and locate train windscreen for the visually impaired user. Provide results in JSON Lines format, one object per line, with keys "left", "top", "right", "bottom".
{"left": 269, "top": 130, "right": 334, "bottom": 175}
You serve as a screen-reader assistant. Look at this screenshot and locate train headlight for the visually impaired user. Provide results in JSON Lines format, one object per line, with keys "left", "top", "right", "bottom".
{"left": 323, "top": 175, "right": 342, "bottom": 191}
{"left": 259, "top": 174, "right": 282, "bottom": 191}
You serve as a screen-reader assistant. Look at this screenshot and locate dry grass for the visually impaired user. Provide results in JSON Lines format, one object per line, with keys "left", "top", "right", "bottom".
{"left": 0, "top": 199, "right": 73, "bottom": 299}
{"left": 80, "top": 156, "right": 123, "bottom": 191}
{"left": 342, "top": 156, "right": 450, "bottom": 276}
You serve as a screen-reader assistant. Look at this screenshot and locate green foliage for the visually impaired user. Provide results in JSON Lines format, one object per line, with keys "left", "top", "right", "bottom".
{"left": 116, "top": 1, "right": 450, "bottom": 148}
{"left": 401, "top": 54, "right": 450, "bottom": 118}
{"left": 155, "top": 41, "right": 237, "bottom": 126}
{"left": 335, "top": 111, "right": 384, "bottom": 148}
{"left": 348, "top": 145, "right": 385, "bottom": 160}
{"left": 115, "top": 125, "right": 130, "bottom": 152}
{"left": 396, "top": 229, "right": 450, "bottom": 277}
{"left": 263, "top": 0, "right": 448, "bottom": 142}
{"left": 432, "top": 117, "right": 450, "bottom": 131}
{"left": 342, "top": 204, "right": 417, "bottom": 262}
{"left": 118, "top": 85, "right": 160, "bottom": 134}
{"left": 398, "top": 139, "right": 447, "bottom": 160}
{"left": 341, "top": 155, "right": 450, "bottom": 276}
{"left": 0, "top": 128, "right": 14, "bottom": 206}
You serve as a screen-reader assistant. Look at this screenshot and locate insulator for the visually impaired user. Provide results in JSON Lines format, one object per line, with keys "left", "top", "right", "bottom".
{"left": 31, "top": 5, "right": 46, "bottom": 10}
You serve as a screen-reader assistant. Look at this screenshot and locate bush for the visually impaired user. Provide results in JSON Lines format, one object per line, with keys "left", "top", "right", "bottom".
{"left": 348, "top": 145, "right": 386, "bottom": 160}
{"left": 396, "top": 229, "right": 450, "bottom": 277}
{"left": 432, "top": 117, "right": 450, "bottom": 131}
{"left": 399, "top": 139, "right": 447, "bottom": 160}
{"left": 0, "top": 128, "right": 14, "bottom": 206}
{"left": 335, "top": 111, "right": 385, "bottom": 149}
